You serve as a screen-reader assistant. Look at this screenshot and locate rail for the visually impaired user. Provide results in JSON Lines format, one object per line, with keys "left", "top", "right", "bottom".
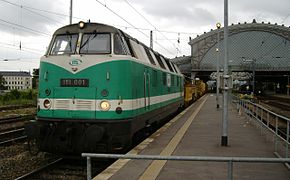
{"left": 0, "top": 128, "right": 27, "bottom": 145}
{"left": 82, "top": 153, "right": 290, "bottom": 180}
{"left": 232, "top": 95, "right": 290, "bottom": 161}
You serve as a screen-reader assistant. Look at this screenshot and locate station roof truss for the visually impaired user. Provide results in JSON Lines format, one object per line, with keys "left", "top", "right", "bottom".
{"left": 173, "top": 20, "right": 290, "bottom": 74}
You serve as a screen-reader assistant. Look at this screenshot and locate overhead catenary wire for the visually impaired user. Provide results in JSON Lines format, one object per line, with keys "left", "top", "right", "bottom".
{"left": 0, "top": 0, "right": 80, "bottom": 21}
{"left": 0, "top": 0, "right": 64, "bottom": 26}
{"left": 95, "top": 0, "right": 175, "bottom": 56}
{"left": 123, "top": 0, "right": 181, "bottom": 54}
{"left": 281, "top": 12, "right": 290, "bottom": 24}
{"left": 0, "top": 0, "right": 197, "bottom": 36}
{"left": 115, "top": 24, "right": 198, "bottom": 35}
{"left": 0, "top": 0, "right": 193, "bottom": 57}
{"left": 0, "top": 56, "right": 40, "bottom": 63}
{"left": 22, "top": 6, "right": 65, "bottom": 26}
{"left": 0, "top": 18, "right": 51, "bottom": 37}
{"left": 0, "top": 42, "right": 44, "bottom": 55}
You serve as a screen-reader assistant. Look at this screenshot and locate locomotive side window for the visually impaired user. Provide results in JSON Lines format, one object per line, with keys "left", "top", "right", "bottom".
{"left": 50, "top": 34, "right": 78, "bottom": 55}
{"left": 164, "top": 59, "right": 174, "bottom": 72}
{"left": 160, "top": 56, "right": 170, "bottom": 71}
{"left": 149, "top": 50, "right": 159, "bottom": 66}
{"left": 144, "top": 48, "right": 156, "bottom": 65}
{"left": 114, "top": 34, "right": 127, "bottom": 55}
{"left": 80, "top": 33, "right": 111, "bottom": 54}
{"left": 154, "top": 55, "right": 166, "bottom": 69}
{"left": 171, "top": 62, "right": 178, "bottom": 73}
{"left": 173, "top": 64, "right": 181, "bottom": 74}
{"left": 124, "top": 37, "right": 135, "bottom": 57}
{"left": 130, "top": 40, "right": 151, "bottom": 64}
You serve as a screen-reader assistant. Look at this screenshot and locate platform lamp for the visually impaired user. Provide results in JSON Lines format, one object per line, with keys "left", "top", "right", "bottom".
{"left": 216, "top": 22, "right": 221, "bottom": 109}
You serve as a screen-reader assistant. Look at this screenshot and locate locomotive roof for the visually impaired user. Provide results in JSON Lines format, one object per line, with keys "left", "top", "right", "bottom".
{"left": 53, "top": 22, "right": 120, "bottom": 35}
{"left": 52, "top": 22, "right": 172, "bottom": 61}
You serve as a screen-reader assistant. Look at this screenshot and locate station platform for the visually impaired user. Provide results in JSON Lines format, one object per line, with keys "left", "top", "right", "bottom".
{"left": 94, "top": 94, "right": 290, "bottom": 180}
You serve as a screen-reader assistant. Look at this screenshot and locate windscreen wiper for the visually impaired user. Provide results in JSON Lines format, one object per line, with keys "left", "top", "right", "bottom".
{"left": 80, "top": 32, "right": 98, "bottom": 50}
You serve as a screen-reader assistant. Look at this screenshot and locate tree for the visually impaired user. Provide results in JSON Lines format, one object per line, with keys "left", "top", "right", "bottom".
{"left": 32, "top": 68, "right": 39, "bottom": 89}
{"left": 0, "top": 75, "right": 6, "bottom": 90}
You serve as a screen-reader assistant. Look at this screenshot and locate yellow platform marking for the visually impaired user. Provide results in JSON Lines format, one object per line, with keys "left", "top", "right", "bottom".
{"left": 94, "top": 96, "right": 206, "bottom": 180}
{"left": 139, "top": 95, "right": 208, "bottom": 180}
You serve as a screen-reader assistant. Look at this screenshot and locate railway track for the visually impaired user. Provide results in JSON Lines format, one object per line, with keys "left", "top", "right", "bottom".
{"left": 15, "top": 158, "right": 113, "bottom": 180}
{"left": 15, "top": 158, "right": 63, "bottom": 180}
{"left": 257, "top": 95, "right": 290, "bottom": 114}
{"left": 266, "top": 100, "right": 290, "bottom": 111}
{"left": 243, "top": 95, "right": 290, "bottom": 141}
{"left": 0, "top": 114, "right": 35, "bottom": 124}
{"left": 0, "top": 114, "right": 36, "bottom": 133}
{"left": 0, "top": 128, "right": 27, "bottom": 145}
{"left": 0, "top": 104, "right": 35, "bottom": 111}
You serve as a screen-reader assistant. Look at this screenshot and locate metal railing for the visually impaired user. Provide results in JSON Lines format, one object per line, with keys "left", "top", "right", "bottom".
{"left": 233, "top": 96, "right": 290, "bottom": 160}
{"left": 82, "top": 96, "right": 290, "bottom": 180}
{"left": 82, "top": 153, "right": 290, "bottom": 180}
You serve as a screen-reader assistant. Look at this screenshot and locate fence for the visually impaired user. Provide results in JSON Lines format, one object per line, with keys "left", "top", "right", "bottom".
{"left": 82, "top": 153, "right": 290, "bottom": 180}
{"left": 82, "top": 96, "right": 290, "bottom": 180}
{"left": 234, "top": 96, "right": 290, "bottom": 161}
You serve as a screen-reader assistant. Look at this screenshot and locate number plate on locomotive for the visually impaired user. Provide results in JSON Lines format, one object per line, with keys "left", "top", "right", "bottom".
{"left": 60, "top": 79, "right": 89, "bottom": 87}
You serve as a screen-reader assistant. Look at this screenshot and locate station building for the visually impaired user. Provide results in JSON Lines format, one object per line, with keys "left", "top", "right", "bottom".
{"left": 0, "top": 71, "right": 32, "bottom": 91}
{"left": 172, "top": 20, "right": 290, "bottom": 95}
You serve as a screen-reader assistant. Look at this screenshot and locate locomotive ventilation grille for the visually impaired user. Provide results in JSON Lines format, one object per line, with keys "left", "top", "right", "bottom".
{"left": 75, "top": 100, "right": 94, "bottom": 110}
{"left": 54, "top": 99, "right": 94, "bottom": 111}
{"left": 54, "top": 99, "right": 70, "bottom": 110}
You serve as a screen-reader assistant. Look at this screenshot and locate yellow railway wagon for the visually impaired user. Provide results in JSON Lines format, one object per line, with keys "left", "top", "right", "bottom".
{"left": 183, "top": 79, "right": 207, "bottom": 107}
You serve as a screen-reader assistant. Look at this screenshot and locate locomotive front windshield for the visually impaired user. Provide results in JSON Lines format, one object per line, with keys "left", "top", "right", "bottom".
{"left": 80, "top": 33, "right": 111, "bottom": 54}
{"left": 49, "top": 32, "right": 118, "bottom": 55}
{"left": 50, "top": 34, "right": 78, "bottom": 55}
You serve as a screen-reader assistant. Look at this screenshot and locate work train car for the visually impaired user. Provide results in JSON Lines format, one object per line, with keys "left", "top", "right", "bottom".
{"left": 184, "top": 78, "right": 206, "bottom": 107}
{"left": 25, "top": 21, "right": 184, "bottom": 155}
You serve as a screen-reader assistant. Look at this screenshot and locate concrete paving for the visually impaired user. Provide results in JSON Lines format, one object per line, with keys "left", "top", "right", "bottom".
{"left": 95, "top": 94, "right": 290, "bottom": 180}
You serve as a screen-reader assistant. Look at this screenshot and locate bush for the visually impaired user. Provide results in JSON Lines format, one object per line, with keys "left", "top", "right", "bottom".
{"left": 10, "top": 89, "right": 21, "bottom": 99}
{"left": 0, "top": 89, "right": 37, "bottom": 106}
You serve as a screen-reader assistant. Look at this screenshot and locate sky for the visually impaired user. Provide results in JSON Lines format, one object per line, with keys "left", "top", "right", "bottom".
{"left": 0, "top": 0, "right": 289, "bottom": 72}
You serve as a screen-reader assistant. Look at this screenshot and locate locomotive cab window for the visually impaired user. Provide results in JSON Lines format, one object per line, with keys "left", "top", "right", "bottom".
{"left": 80, "top": 33, "right": 111, "bottom": 54}
{"left": 50, "top": 34, "right": 78, "bottom": 55}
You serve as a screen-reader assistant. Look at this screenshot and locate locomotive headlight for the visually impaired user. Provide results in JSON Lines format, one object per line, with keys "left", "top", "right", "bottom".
{"left": 79, "top": 21, "right": 85, "bottom": 29}
{"left": 100, "top": 100, "right": 110, "bottom": 111}
{"left": 43, "top": 99, "right": 51, "bottom": 109}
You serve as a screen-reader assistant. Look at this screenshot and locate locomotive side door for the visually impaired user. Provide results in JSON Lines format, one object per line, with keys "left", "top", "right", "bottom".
{"left": 144, "top": 68, "right": 150, "bottom": 109}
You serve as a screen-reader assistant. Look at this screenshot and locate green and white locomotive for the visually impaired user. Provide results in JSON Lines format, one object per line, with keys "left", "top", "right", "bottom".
{"left": 26, "top": 21, "right": 184, "bottom": 155}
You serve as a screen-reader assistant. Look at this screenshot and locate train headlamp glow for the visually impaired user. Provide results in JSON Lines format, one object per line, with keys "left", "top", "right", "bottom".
{"left": 79, "top": 21, "right": 85, "bottom": 29}
{"left": 43, "top": 99, "right": 51, "bottom": 109}
{"left": 100, "top": 100, "right": 110, "bottom": 111}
